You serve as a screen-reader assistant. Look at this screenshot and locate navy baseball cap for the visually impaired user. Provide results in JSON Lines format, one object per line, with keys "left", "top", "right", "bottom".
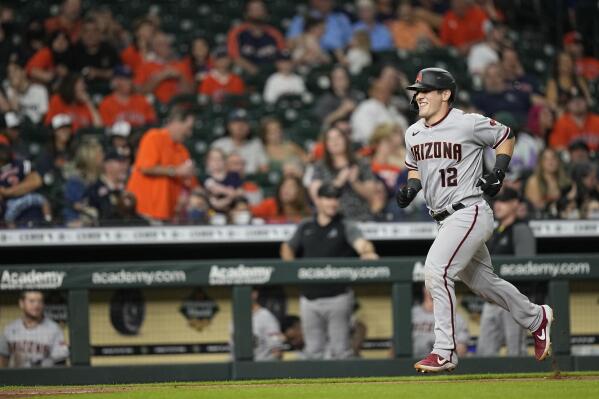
{"left": 104, "top": 148, "right": 128, "bottom": 162}
{"left": 228, "top": 108, "right": 249, "bottom": 122}
{"left": 317, "top": 184, "right": 341, "bottom": 198}
{"left": 494, "top": 188, "right": 520, "bottom": 202}
{"left": 114, "top": 65, "right": 133, "bottom": 78}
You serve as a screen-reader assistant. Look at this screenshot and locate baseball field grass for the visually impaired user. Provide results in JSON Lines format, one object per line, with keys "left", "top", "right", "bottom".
{"left": 2, "top": 372, "right": 599, "bottom": 399}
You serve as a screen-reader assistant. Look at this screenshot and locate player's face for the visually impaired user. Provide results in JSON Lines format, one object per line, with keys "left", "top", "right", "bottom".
{"left": 19, "top": 292, "right": 44, "bottom": 320}
{"left": 415, "top": 90, "right": 449, "bottom": 121}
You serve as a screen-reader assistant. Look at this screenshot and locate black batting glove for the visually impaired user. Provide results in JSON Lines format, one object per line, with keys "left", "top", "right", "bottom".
{"left": 476, "top": 169, "right": 505, "bottom": 197}
{"left": 396, "top": 178, "right": 422, "bottom": 208}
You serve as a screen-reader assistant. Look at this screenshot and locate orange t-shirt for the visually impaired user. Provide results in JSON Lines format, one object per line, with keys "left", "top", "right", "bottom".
{"left": 389, "top": 20, "right": 441, "bottom": 51}
{"left": 549, "top": 112, "right": 599, "bottom": 151}
{"left": 44, "top": 95, "right": 93, "bottom": 132}
{"left": 25, "top": 47, "right": 54, "bottom": 77}
{"left": 440, "top": 6, "right": 488, "bottom": 47}
{"left": 198, "top": 72, "right": 245, "bottom": 97}
{"left": 121, "top": 45, "right": 144, "bottom": 74}
{"left": 134, "top": 59, "right": 193, "bottom": 104}
{"left": 99, "top": 93, "right": 157, "bottom": 127}
{"left": 126, "top": 128, "right": 193, "bottom": 220}
{"left": 576, "top": 57, "right": 599, "bottom": 81}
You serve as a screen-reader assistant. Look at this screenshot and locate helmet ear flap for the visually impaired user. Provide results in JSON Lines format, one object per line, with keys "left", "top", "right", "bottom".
{"left": 410, "top": 93, "right": 419, "bottom": 112}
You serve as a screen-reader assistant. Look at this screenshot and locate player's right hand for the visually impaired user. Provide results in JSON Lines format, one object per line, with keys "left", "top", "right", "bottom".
{"left": 396, "top": 186, "right": 417, "bottom": 208}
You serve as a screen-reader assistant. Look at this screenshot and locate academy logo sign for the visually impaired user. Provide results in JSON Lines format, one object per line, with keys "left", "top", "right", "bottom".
{"left": 499, "top": 261, "right": 591, "bottom": 277}
{"left": 208, "top": 264, "right": 274, "bottom": 285}
{"left": 0, "top": 269, "right": 66, "bottom": 290}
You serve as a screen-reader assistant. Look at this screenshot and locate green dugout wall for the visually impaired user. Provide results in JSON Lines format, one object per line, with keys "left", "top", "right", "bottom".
{"left": 0, "top": 255, "right": 598, "bottom": 385}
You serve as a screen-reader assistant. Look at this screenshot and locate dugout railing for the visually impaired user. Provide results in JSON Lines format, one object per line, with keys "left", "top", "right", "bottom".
{"left": 0, "top": 255, "right": 598, "bottom": 385}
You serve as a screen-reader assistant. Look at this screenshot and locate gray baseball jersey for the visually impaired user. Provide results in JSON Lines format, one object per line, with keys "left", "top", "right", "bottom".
{"left": 412, "top": 305, "right": 469, "bottom": 358}
{"left": 404, "top": 108, "right": 511, "bottom": 212}
{"left": 0, "top": 317, "right": 69, "bottom": 367}
{"left": 252, "top": 307, "right": 284, "bottom": 361}
{"left": 404, "top": 107, "right": 544, "bottom": 365}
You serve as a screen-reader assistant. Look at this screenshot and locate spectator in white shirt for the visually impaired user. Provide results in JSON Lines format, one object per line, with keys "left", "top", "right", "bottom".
{"left": 2, "top": 61, "right": 48, "bottom": 124}
{"left": 263, "top": 51, "right": 306, "bottom": 104}
{"left": 211, "top": 108, "right": 269, "bottom": 175}
{"left": 467, "top": 22, "right": 509, "bottom": 76}
{"left": 350, "top": 80, "right": 408, "bottom": 145}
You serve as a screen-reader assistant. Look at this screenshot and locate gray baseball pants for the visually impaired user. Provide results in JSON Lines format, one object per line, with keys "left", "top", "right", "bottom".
{"left": 425, "top": 201, "right": 543, "bottom": 364}
{"left": 300, "top": 290, "right": 354, "bottom": 359}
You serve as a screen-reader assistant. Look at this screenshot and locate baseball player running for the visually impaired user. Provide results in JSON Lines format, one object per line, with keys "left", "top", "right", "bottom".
{"left": 396, "top": 68, "right": 553, "bottom": 373}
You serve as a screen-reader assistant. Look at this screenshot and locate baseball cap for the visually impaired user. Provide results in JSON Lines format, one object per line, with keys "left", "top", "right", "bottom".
{"left": 563, "top": 31, "right": 582, "bottom": 46}
{"left": 104, "top": 148, "right": 128, "bottom": 162}
{"left": 276, "top": 50, "right": 292, "bottom": 61}
{"left": 317, "top": 183, "right": 341, "bottom": 199}
{"left": 212, "top": 47, "right": 229, "bottom": 59}
{"left": 494, "top": 188, "right": 520, "bottom": 202}
{"left": 228, "top": 108, "right": 249, "bottom": 122}
{"left": 568, "top": 140, "right": 590, "bottom": 152}
{"left": 108, "top": 121, "right": 132, "bottom": 138}
{"left": 51, "top": 114, "right": 73, "bottom": 130}
{"left": 4, "top": 112, "right": 20, "bottom": 128}
{"left": 113, "top": 65, "right": 133, "bottom": 78}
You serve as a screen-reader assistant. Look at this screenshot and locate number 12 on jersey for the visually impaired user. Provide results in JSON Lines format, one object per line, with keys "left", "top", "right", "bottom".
{"left": 439, "top": 167, "right": 457, "bottom": 187}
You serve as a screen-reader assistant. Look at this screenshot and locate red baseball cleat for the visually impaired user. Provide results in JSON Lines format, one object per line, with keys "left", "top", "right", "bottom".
{"left": 533, "top": 304, "right": 554, "bottom": 361}
{"left": 414, "top": 353, "right": 456, "bottom": 373}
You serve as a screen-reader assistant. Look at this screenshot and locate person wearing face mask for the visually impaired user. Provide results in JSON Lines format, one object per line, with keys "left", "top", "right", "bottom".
{"left": 126, "top": 106, "right": 197, "bottom": 223}
{"left": 226, "top": 0, "right": 286, "bottom": 76}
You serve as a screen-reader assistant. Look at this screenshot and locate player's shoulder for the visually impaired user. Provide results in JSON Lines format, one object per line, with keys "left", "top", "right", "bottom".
{"left": 405, "top": 119, "right": 425, "bottom": 136}
{"left": 456, "top": 109, "right": 492, "bottom": 124}
{"left": 4, "top": 318, "right": 23, "bottom": 332}
{"left": 40, "top": 317, "right": 61, "bottom": 331}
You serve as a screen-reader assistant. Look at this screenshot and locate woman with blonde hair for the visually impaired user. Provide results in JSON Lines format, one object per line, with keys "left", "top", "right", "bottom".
{"left": 62, "top": 138, "right": 104, "bottom": 226}
{"left": 524, "top": 147, "right": 572, "bottom": 218}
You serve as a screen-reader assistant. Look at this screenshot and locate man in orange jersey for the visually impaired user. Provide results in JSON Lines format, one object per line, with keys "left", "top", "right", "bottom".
{"left": 439, "top": 0, "right": 488, "bottom": 54}
{"left": 134, "top": 32, "right": 193, "bottom": 104}
{"left": 126, "top": 106, "right": 197, "bottom": 222}
{"left": 550, "top": 88, "right": 599, "bottom": 152}
{"left": 99, "top": 66, "right": 157, "bottom": 127}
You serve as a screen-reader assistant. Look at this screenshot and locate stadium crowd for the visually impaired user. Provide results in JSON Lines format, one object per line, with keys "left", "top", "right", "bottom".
{"left": 1, "top": 0, "right": 599, "bottom": 228}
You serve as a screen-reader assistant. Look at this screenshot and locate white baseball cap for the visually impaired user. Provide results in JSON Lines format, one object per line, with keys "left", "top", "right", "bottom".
{"left": 4, "top": 112, "right": 20, "bottom": 128}
{"left": 51, "top": 114, "right": 73, "bottom": 129}
{"left": 108, "top": 121, "right": 132, "bottom": 138}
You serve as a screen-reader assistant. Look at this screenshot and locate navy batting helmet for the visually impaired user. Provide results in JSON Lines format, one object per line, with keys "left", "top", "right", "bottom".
{"left": 406, "top": 68, "right": 457, "bottom": 110}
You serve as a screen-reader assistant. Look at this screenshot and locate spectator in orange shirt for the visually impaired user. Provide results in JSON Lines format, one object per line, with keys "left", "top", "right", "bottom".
{"left": 99, "top": 66, "right": 157, "bottom": 127}
{"left": 440, "top": 0, "right": 488, "bottom": 54}
{"left": 126, "top": 106, "right": 197, "bottom": 222}
{"left": 227, "top": 0, "right": 285, "bottom": 76}
{"left": 134, "top": 32, "right": 193, "bottom": 104}
{"left": 44, "top": 0, "right": 83, "bottom": 42}
{"left": 25, "top": 31, "right": 73, "bottom": 86}
{"left": 563, "top": 31, "right": 599, "bottom": 82}
{"left": 251, "top": 176, "right": 311, "bottom": 224}
{"left": 388, "top": 0, "right": 440, "bottom": 51}
{"left": 550, "top": 89, "right": 599, "bottom": 152}
{"left": 44, "top": 73, "right": 102, "bottom": 132}
{"left": 198, "top": 48, "right": 245, "bottom": 102}
{"left": 120, "top": 18, "right": 157, "bottom": 74}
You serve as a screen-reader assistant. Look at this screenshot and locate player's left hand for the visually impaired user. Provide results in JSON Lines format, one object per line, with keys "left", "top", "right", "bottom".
{"left": 476, "top": 169, "right": 505, "bottom": 197}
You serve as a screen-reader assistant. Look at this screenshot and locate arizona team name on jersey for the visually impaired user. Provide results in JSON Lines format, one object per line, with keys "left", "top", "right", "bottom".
{"left": 410, "top": 141, "right": 462, "bottom": 162}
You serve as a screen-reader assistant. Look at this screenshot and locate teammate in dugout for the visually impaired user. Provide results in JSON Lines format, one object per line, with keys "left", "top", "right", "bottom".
{"left": 396, "top": 68, "right": 553, "bottom": 373}
{"left": 0, "top": 290, "right": 69, "bottom": 368}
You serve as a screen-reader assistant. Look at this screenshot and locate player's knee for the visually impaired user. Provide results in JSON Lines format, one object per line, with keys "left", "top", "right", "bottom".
{"left": 424, "top": 266, "right": 445, "bottom": 289}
